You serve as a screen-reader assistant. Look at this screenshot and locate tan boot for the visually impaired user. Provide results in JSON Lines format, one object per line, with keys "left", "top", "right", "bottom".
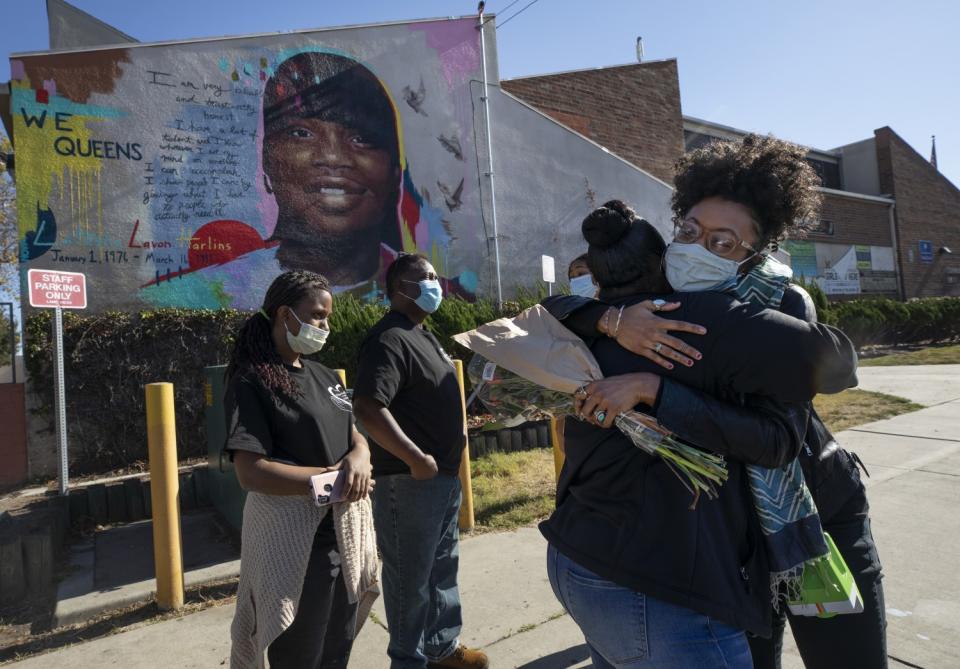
{"left": 427, "top": 644, "right": 490, "bottom": 669}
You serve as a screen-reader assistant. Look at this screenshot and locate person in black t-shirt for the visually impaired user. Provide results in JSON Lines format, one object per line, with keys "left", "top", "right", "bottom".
{"left": 353, "top": 254, "right": 488, "bottom": 669}
{"left": 224, "top": 270, "right": 374, "bottom": 669}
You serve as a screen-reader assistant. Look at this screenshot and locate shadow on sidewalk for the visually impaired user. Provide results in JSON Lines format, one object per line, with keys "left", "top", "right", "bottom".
{"left": 516, "top": 644, "right": 590, "bottom": 668}
{"left": 94, "top": 510, "right": 238, "bottom": 591}
{"left": 0, "top": 580, "right": 238, "bottom": 663}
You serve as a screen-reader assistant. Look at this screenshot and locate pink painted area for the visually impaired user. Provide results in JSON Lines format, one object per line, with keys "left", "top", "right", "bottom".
{"left": 411, "top": 18, "right": 481, "bottom": 88}
{"left": 10, "top": 60, "right": 26, "bottom": 81}
{"left": 42, "top": 79, "right": 57, "bottom": 96}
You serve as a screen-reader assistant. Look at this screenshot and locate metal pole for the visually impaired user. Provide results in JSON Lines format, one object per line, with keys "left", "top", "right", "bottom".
{"left": 145, "top": 382, "right": 184, "bottom": 611}
{"left": 53, "top": 307, "right": 69, "bottom": 495}
{"left": 454, "top": 360, "right": 475, "bottom": 531}
{"left": 550, "top": 416, "right": 565, "bottom": 482}
{"left": 888, "top": 202, "right": 905, "bottom": 301}
{"left": 2, "top": 303, "right": 14, "bottom": 384}
{"left": 478, "top": 12, "right": 504, "bottom": 307}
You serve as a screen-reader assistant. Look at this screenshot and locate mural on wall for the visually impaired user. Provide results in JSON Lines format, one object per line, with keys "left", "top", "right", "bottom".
{"left": 12, "top": 18, "right": 485, "bottom": 311}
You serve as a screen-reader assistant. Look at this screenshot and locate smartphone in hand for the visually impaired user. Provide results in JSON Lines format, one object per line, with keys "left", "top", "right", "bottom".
{"left": 310, "top": 470, "right": 347, "bottom": 507}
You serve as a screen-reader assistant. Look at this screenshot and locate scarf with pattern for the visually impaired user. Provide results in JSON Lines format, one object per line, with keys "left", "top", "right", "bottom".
{"left": 728, "top": 256, "right": 830, "bottom": 606}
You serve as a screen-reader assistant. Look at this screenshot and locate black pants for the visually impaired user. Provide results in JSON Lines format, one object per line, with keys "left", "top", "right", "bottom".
{"left": 749, "top": 489, "right": 887, "bottom": 669}
{"left": 267, "top": 515, "right": 358, "bottom": 669}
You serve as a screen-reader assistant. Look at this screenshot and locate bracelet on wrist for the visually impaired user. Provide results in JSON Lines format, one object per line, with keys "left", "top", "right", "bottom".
{"left": 612, "top": 306, "right": 625, "bottom": 338}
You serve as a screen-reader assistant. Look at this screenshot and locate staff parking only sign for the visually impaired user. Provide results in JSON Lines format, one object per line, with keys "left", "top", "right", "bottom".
{"left": 28, "top": 270, "right": 87, "bottom": 309}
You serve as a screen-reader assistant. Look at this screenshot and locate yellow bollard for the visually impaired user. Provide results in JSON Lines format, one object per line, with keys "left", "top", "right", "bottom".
{"left": 334, "top": 368, "right": 347, "bottom": 386}
{"left": 145, "top": 382, "right": 184, "bottom": 611}
{"left": 550, "top": 416, "right": 565, "bottom": 482}
{"left": 453, "top": 360, "right": 475, "bottom": 531}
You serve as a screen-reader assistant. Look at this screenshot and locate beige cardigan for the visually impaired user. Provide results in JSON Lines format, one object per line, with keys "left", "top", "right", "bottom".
{"left": 229, "top": 492, "right": 380, "bottom": 669}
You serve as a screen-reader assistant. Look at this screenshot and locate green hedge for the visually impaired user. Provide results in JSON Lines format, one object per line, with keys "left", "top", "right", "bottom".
{"left": 820, "top": 297, "right": 960, "bottom": 348}
{"left": 24, "top": 295, "right": 536, "bottom": 475}
{"left": 23, "top": 287, "right": 959, "bottom": 475}
{"left": 794, "top": 279, "right": 960, "bottom": 347}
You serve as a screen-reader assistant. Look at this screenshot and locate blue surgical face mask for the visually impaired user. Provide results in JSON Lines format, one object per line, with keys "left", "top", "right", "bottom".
{"left": 664, "top": 242, "right": 755, "bottom": 292}
{"left": 285, "top": 310, "right": 329, "bottom": 355}
{"left": 569, "top": 274, "right": 597, "bottom": 298}
{"left": 402, "top": 279, "right": 443, "bottom": 313}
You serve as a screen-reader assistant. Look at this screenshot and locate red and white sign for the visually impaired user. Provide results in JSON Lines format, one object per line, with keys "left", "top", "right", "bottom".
{"left": 28, "top": 270, "right": 88, "bottom": 309}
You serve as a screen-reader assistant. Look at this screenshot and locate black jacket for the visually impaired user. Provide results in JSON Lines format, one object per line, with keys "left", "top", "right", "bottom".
{"left": 630, "top": 287, "right": 865, "bottom": 521}
{"left": 778, "top": 286, "right": 866, "bottom": 523}
{"left": 539, "top": 290, "right": 859, "bottom": 636}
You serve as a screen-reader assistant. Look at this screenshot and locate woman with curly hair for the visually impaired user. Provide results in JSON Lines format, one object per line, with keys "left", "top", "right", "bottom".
{"left": 225, "top": 270, "right": 378, "bottom": 669}
{"left": 551, "top": 135, "right": 885, "bottom": 668}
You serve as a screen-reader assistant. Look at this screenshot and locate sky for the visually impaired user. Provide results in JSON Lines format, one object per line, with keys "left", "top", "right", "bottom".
{"left": 0, "top": 0, "right": 957, "bottom": 311}
{"left": 2, "top": 0, "right": 957, "bottom": 187}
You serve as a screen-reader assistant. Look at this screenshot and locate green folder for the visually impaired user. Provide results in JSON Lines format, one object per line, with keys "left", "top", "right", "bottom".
{"left": 787, "top": 532, "right": 864, "bottom": 618}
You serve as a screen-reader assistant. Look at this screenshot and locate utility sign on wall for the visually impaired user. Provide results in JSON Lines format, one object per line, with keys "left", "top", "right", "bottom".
{"left": 919, "top": 240, "right": 934, "bottom": 264}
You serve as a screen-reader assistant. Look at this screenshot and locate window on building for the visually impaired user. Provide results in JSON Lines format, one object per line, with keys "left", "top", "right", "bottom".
{"left": 805, "top": 158, "right": 843, "bottom": 190}
{"left": 810, "top": 219, "right": 834, "bottom": 235}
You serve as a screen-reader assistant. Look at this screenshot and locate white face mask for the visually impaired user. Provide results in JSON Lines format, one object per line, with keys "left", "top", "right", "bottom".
{"left": 285, "top": 310, "right": 329, "bottom": 355}
{"left": 664, "top": 242, "right": 755, "bottom": 292}
{"left": 569, "top": 274, "right": 597, "bottom": 298}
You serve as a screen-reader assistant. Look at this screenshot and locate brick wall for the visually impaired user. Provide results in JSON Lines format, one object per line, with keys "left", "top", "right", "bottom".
{"left": 808, "top": 192, "right": 892, "bottom": 247}
{"left": 876, "top": 127, "right": 960, "bottom": 298}
{"left": 502, "top": 60, "right": 684, "bottom": 184}
{"left": 0, "top": 384, "right": 28, "bottom": 488}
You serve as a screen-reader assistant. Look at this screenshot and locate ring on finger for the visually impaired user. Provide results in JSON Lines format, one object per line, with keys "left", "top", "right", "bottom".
{"left": 653, "top": 342, "right": 663, "bottom": 353}
{"left": 652, "top": 299, "right": 667, "bottom": 312}
{"left": 595, "top": 410, "right": 607, "bottom": 424}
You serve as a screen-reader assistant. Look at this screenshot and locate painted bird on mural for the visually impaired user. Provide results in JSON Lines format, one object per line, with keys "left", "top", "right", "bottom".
{"left": 437, "top": 133, "right": 464, "bottom": 161}
{"left": 403, "top": 78, "right": 428, "bottom": 116}
{"left": 437, "top": 178, "right": 464, "bottom": 212}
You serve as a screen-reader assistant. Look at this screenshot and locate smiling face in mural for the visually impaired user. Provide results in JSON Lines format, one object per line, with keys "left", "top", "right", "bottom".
{"left": 263, "top": 116, "right": 398, "bottom": 240}
{"left": 262, "top": 51, "right": 402, "bottom": 286}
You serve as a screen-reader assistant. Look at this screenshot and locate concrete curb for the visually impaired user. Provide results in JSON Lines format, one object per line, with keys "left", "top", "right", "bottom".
{"left": 54, "top": 554, "right": 240, "bottom": 628}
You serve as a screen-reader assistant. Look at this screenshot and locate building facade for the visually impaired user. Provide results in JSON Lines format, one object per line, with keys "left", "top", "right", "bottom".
{"left": 505, "top": 64, "right": 960, "bottom": 299}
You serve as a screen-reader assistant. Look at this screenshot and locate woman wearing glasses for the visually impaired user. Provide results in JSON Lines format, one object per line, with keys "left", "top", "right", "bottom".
{"left": 544, "top": 136, "right": 884, "bottom": 669}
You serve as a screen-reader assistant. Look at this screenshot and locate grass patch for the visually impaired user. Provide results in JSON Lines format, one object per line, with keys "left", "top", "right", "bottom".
{"left": 471, "top": 449, "right": 556, "bottom": 533}
{"left": 469, "top": 389, "right": 923, "bottom": 532}
{"left": 813, "top": 389, "right": 923, "bottom": 433}
{"left": 860, "top": 344, "right": 960, "bottom": 367}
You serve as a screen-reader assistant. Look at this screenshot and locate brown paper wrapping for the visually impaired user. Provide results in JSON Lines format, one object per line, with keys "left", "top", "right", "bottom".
{"left": 452, "top": 305, "right": 603, "bottom": 394}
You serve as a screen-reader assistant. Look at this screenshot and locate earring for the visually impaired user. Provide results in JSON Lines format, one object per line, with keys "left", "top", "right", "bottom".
{"left": 263, "top": 173, "right": 274, "bottom": 194}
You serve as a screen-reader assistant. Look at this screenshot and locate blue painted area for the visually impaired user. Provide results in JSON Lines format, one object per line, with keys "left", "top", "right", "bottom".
{"left": 11, "top": 88, "right": 124, "bottom": 120}
{"left": 20, "top": 204, "right": 57, "bottom": 261}
{"left": 149, "top": 77, "right": 264, "bottom": 246}
{"left": 458, "top": 270, "right": 478, "bottom": 294}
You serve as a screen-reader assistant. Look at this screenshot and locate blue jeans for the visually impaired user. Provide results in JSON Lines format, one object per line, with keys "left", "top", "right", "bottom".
{"left": 547, "top": 543, "right": 754, "bottom": 669}
{"left": 373, "top": 474, "right": 463, "bottom": 669}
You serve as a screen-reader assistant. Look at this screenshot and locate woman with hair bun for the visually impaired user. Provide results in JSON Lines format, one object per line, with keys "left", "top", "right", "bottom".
{"left": 539, "top": 192, "right": 861, "bottom": 668}
{"left": 558, "top": 136, "right": 886, "bottom": 669}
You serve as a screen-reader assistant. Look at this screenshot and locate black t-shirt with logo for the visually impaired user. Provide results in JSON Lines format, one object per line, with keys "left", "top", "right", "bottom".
{"left": 353, "top": 310, "right": 464, "bottom": 477}
{"left": 224, "top": 360, "right": 353, "bottom": 467}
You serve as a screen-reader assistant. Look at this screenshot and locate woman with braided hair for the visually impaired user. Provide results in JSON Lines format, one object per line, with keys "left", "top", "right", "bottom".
{"left": 225, "top": 269, "right": 377, "bottom": 669}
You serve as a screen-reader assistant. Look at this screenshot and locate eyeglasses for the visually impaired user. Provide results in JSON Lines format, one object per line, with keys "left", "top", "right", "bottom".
{"left": 673, "top": 219, "right": 758, "bottom": 259}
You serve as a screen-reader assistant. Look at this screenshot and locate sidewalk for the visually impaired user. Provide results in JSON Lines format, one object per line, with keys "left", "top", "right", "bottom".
{"left": 9, "top": 374, "right": 959, "bottom": 668}
{"left": 856, "top": 363, "right": 960, "bottom": 406}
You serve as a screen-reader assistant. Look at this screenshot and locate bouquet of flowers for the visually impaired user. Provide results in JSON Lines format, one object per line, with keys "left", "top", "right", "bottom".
{"left": 454, "top": 305, "right": 728, "bottom": 504}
